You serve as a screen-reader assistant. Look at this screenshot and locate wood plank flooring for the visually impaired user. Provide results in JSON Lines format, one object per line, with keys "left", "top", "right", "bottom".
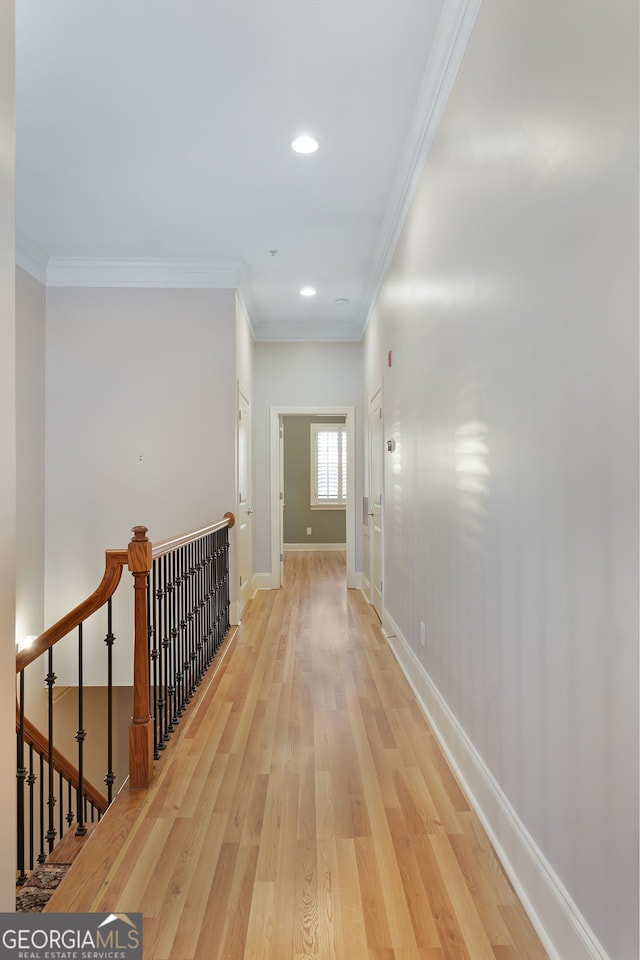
{"left": 46, "top": 551, "right": 548, "bottom": 960}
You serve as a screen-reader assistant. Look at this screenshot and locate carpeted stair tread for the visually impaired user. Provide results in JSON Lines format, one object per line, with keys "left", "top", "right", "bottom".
{"left": 16, "top": 863, "right": 71, "bottom": 912}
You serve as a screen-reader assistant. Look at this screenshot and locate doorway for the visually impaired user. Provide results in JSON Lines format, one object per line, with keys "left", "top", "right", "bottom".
{"left": 369, "top": 388, "right": 383, "bottom": 620}
{"left": 269, "top": 406, "right": 356, "bottom": 588}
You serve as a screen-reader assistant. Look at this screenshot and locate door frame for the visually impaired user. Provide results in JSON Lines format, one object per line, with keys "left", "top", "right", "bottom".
{"left": 269, "top": 406, "right": 356, "bottom": 588}
{"left": 368, "top": 387, "right": 384, "bottom": 618}
{"left": 236, "top": 386, "right": 253, "bottom": 618}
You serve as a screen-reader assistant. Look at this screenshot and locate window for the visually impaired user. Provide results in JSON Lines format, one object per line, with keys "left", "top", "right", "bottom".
{"left": 310, "top": 423, "right": 347, "bottom": 508}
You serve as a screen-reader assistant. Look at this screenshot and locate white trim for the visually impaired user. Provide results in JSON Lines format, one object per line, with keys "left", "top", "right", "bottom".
{"left": 270, "top": 406, "right": 357, "bottom": 590}
{"left": 362, "top": 0, "right": 483, "bottom": 337}
{"left": 358, "top": 573, "right": 370, "bottom": 600}
{"left": 254, "top": 572, "right": 276, "bottom": 591}
{"left": 382, "top": 609, "right": 611, "bottom": 960}
{"left": 310, "top": 421, "right": 348, "bottom": 508}
{"left": 45, "top": 256, "right": 243, "bottom": 288}
{"left": 284, "top": 543, "right": 346, "bottom": 552}
{"left": 15, "top": 230, "right": 48, "bottom": 284}
{"left": 235, "top": 267, "right": 258, "bottom": 340}
{"left": 228, "top": 600, "right": 241, "bottom": 626}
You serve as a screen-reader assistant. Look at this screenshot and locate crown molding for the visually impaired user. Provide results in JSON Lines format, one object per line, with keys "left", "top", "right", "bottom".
{"left": 44, "top": 256, "right": 243, "bottom": 288}
{"left": 361, "top": 0, "right": 483, "bottom": 337}
{"left": 235, "top": 264, "right": 258, "bottom": 340}
{"left": 15, "top": 230, "right": 48, "bottom": 284}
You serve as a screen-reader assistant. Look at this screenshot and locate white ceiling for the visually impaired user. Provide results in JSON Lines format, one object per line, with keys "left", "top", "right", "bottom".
{"left": 15, "top": 1, "right": 475, "bottom": 341}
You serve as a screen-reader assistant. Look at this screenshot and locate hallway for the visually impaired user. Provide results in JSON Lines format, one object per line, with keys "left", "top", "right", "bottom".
{"left": 47, "top": 552, "right": 548, "bottom": 959}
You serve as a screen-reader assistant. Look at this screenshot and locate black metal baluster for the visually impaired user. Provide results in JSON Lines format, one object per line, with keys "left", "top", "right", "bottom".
{"left": 197, "top": 538, "right": 204, "bottom": 681}
{"left": 75, "top": 623, "right": 86, "bottom": 836}
{"left": 188, "top": 541, "right": 196, "bottom": 693}
{"left": 183, "top": 543, "right": 191, "bottom": 702}
{"left": 199, "top": 536, "right": 207, "bottom": 675}
{"left": 216, "top": 533, "right": 223, "bottom": 651}
{"left": 202, "top": 536, "right": 210, "bottom": 666}
{"left": 179, "top": 545, "right": 188, "bottom": 711}
{"left": 194, "top": 537, "right": 205, "bottom": 683}
{"left": 59, "top": 770, "right": 64, "bottom": 840}
{"left": 170, "top": 550, "right": 181, "bottom": 722}
{"left": 45, "top": 647, "right": 57, "bottom": 854}
{"left": 210, "top": 533, "right": 217, "bottom": 656}
{"left": 27, "top": 744, "right": 36, "bottom": 871}
{"left": 223, "top": 531, "right": 230, "bottom": 635}
{"left": 151, "top": 558, "right": 160, "bottom": 756}
{"left": 192, "top": 540, "right": 199, "bottom": 686}
{"left": 66, "top": 780, "right": 74, "bottom": 831}
{"left": 16, "top": 670, "right": 27, "bottom": 885}
{"left": 37, "top": 753, "right": 45, "bottom": 864}
{"left": 104, "top": 598, "right": 116, "bottom": 804}
{"left": 212, "top": 537, "right": 219, "bottom": 653}
{"left": 165, "top": 553, "right": 176, "bottom": 735}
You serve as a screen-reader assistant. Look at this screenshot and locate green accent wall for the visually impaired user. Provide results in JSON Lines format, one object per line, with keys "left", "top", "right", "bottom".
{"left": 283, "top": 415, "right": 346, "bottom": 544}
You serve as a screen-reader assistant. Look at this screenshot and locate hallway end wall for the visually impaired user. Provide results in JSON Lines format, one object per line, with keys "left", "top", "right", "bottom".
{"left": 253, "top": 342, "right": 363, "bottom": 577}
{"left": 362, "top": 2, "right": 638, "bottom": 959}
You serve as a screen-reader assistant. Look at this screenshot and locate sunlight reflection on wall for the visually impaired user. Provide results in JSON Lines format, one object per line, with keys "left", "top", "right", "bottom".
{"left": 455, "top": 421, "right": 489, "bottom": 557}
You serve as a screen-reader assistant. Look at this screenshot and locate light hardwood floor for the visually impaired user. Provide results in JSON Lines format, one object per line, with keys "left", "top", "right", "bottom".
{"left": 46, "top": 551, "right": 548, "bottom": 960}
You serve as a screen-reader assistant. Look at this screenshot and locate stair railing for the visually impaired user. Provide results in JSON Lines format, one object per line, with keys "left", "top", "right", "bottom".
{"left": 15, "top": 512, "right": 235, "bottom": 884}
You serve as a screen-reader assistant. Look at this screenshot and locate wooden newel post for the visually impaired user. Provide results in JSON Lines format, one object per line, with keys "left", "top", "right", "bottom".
{"left": 128, "top": 525, "right": 154, "bottom": 788}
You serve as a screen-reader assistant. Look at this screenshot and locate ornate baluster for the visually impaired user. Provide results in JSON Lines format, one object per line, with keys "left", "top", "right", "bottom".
{"left": 151, "top": 557, "right": 160, "bottom": 755}
{"left": 59, "top": 769, "right": 64, "bottom": 839}
{"left": 104, "top": 598, "right": 116, "bottom": 804}
{"left": 45, "top": 648, "right": 57, "bottom": 853}
{"left": 27, "top": 744, "right": 36, "bottom": 871}
{"left": 16, "top": 670, "right": 27, "bottom": 885}
{"left": 165, "top": 553, "right": 176, "bottom": 736}
{"left": 76, "top": 623, "right": 87, "bottom": 836}
{"left": 37, "top": 753, "right": 45, "bottom": 864}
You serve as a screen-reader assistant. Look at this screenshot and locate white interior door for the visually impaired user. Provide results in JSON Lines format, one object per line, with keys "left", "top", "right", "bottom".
{"left": 279, "top": 416, "right": 284, "bottom": 585}
{"left": 237, "top": 389, "right": 252, "bottom": 615}
{"left": 369, "top": 389, "right": 383, "bottom": 620}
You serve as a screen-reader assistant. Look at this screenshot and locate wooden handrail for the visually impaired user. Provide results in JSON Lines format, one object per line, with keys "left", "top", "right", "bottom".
{"left": 17, "top": 707, "right": 108, "bottom": 814}
{"left": 15, "top": 549, "right": 128, "bottom": 675}
{"left": 151, "top": 512, "right": 235, "bottom": 559}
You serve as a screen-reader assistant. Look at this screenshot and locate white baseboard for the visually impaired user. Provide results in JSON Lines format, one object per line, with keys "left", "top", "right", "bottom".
{"left": 382, "top": 609, "right": 610, "bottom": 960}
{"left": 350, "top": 571, "right": 365, "bottom": 592}
{"left": 284, "top": 543, "right": 346, "bottom": 552}
{"left": 359, "top": 573, "right": 370, "bottom": 602}
{"left": 228, "top": 601, "right": 240, "bottom": 626}
{"left": 253, "top": 572, "right": 276, "bottom": 591}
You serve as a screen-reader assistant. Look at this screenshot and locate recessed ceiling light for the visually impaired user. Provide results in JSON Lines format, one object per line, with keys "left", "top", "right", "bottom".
{"left": 291, "top": 135, "right": 319, "bottom": 155}
{"left": 300, "top": 287, "right": 316, "bottom": 297}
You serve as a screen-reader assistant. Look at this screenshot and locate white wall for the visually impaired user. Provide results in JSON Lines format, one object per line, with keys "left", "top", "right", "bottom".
{"left": 16, "top": 267, "right": 46, "bottom": 642}
{"left": 363, "top": 2, "right": 638, "bottom": 960}
{"left": 45, "top": 286, "right": 237, "bottom": 684}
{"left": 0, "top": 0, "right": 16, "bottom": 911}
{"left": 253, "top": 341, "right": 363, "bottom": 575}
